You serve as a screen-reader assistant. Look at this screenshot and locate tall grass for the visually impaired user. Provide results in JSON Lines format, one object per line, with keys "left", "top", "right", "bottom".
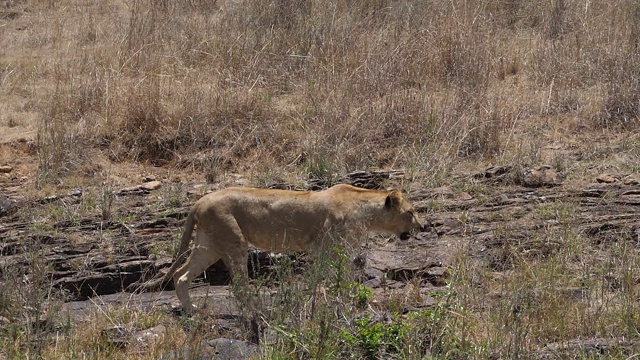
{"left": 18, "top": 0, "right": 635, "bottom": 186}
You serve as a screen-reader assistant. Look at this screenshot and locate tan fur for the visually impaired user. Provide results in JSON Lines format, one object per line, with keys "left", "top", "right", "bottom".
{"left": 161, "top": 184, "right": 421, "bottom": 311}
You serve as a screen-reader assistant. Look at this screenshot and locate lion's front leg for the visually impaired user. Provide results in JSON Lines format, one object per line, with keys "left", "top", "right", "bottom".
{"left": 222, "top": 242, "right": 250, "bottom": 284}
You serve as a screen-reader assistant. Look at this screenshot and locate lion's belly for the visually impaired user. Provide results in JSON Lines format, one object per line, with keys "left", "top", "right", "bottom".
{"left": 238, "top": 209, "right": 330, "bottom": 253}
{"left": 246, "top": 228, "right": 317, "bottom": 253}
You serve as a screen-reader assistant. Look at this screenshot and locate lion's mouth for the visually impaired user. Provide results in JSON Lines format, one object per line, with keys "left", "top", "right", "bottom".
{"left": 399, "top": 232, "right": 411, "bottom": 241}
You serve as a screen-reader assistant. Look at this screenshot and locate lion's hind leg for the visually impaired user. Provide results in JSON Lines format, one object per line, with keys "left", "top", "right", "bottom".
{"left": 173, "top": 229, "right": 221, "bottom": 313}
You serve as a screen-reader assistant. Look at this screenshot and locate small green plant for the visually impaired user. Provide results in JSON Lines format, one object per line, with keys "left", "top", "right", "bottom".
{"left": 353, "top": 316, "right": 386, "bottom": 358}
{"left": 327, "top": 246, "right": 352, "bottom": 295}
{"left": 338, "top": 314, "right": 408, "bottom": 359}
{"left": 350, "top": 283, "right": 373, "bottom": 309}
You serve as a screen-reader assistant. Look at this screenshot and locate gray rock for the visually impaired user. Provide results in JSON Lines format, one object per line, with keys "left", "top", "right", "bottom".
{"left": 535, "top": 337, "right": 640, "bottom": 359}
{"left": 364, "top": 268, "right": 384, "bottom": 280}
{"left": 101, "top": 325, "right": 129, "bottom": 348}
{"left": 134, "top": 324, "right": 166, "bottom": 347}
{"left": 363, "top": 277, "right": 382, "bottom": 288}
{"left": 0, "top": 165, "right": 13, "bottom": 173}
{"left": 522, "top": 165, "right": 561, "bottom": 187}
{"left": 596, "top": 173, "right": 618, "bottom": 184}
{"left": 141, "top": 180, "right": 162, "bottom": 191}
{"left": 0, "top": 195, "right": 18, "bottom": 217}
{"left": 158, "top": 338, "right": 259, "bottom": 360}
{"left": 207, "top": 338, "right": 258, "bottom": 360}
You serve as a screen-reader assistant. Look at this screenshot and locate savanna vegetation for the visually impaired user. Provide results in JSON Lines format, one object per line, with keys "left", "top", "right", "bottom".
{"left": 1, "top": 0, "right": 640, "bottom": 358}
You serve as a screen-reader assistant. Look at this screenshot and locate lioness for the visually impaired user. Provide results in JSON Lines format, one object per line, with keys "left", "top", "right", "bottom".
{"left": 159, "top": 184, "right": 422, "bottom": 312}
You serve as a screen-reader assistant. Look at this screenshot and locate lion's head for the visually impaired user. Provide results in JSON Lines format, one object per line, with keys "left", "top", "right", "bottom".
{"left": 382, "top": 190, "right": 422, "bottom": 240}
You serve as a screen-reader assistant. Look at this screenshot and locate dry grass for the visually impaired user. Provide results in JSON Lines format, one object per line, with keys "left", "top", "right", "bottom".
{"left": 1, "top": 0, "right": 634, "bottom": 187}
{"left": 2, "top": 0, "right": 640, "bottom": 358}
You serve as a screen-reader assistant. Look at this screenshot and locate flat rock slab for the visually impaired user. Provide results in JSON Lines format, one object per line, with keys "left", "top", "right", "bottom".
{"left": 366, "top": 234, "right": 453, "bottom": 283}
{"left": 207, "top": 338, "right": 259, "bottom": 359}
{"left": 61, "top": 286, "right": 238, "bottom": 322}
{"left": 535, "top": 337, "right": 640, "bottom": 359}
{"left": 160, "top": 338, "right": 258, "bottom": 360}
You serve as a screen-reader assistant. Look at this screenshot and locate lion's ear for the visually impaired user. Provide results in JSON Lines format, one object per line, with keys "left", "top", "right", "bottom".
{"left": 385, "top": 190, "right": 402, "bottom": 209}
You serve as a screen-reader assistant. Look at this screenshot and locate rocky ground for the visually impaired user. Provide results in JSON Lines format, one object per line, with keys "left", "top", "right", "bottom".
{"left": 2, "top": 165, "right": 640, "bottom": 358}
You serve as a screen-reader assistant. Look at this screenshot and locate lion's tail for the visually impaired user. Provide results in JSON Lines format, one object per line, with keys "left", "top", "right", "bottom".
{"left": 129, "top": 206, "right": 197, "bottom": 292}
